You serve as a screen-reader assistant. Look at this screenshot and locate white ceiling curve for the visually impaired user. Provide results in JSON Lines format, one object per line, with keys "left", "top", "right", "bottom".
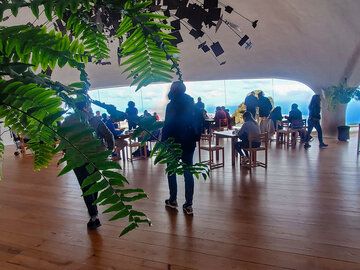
{"left": 3, "top": 0, "right": 360, "bottom": 91}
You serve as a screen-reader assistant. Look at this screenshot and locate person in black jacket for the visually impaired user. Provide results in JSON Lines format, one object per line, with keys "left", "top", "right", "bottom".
{"left": 258, "top": 91, "right": 273, "bottom": 118}
{"left": 62, "top": 102, "right": 115, "bottom": 229}
{"left": 244, "top": 91, "right": 258, "bottom": 118}
{"left": 287, "top": 103, "right": 305, "bottom": 141}
{"left": 304, "top": 95, "right": 328, "bottom": 149}
{"left": 162, "top": 81, "right": 197, "bottom": 215}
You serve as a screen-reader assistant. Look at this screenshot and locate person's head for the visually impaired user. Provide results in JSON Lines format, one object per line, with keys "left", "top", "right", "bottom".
{"left": 95, "top": 110, "right": 101, "bottom": 117}
{"left": 144, "top": 110, "right": 148, "bottom": 114}
{"left": 258, "top": 91, "right": 264, "bottom": 98}
{"left": 128, "top": 101, "right": 135, "bottom": 108}
{"left": 309, "top": 94, "right": 321, "bottom": 108}
{"left": 221, "top": 106, "right": 226, "bottom": 110}
{"left": 101, "top": 113, "right": 108, "bottom": 120}
{"left": 291, "top": 103, "right": 298, "bottom": 110}
{"left": 243, "top": 111, "right": 255, "bottom": 122}
{"left": 216, "top": 106, "right": 221, "bottom": 111}
{"left": 153, "top": 112, "right": 157, "bottom": 115}
{"left": 198, "top": 97, "right": 202, "bottom": 102}
{"left": 75, "top": 101, "right": 93, "bottom": 115}
{"left": 273, "top": 106, "right": 281, "bottom": 114}
{"left": 250, "top": 91, "right": 256, "bottom": 96}
{"left": 168, "top": 81, "right": 186, "bottom": 100}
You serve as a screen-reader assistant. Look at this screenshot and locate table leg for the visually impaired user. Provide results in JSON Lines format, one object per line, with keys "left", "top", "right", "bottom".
{"left": 231, "top": 138, "right": 236, "bottom": 166}
{"left": 215, "top": 136, "right": 220, "bottom": 161}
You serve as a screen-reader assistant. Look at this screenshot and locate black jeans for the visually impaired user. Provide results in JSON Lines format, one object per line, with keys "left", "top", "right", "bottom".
{"left": 235, "top": 140, "right": 261, "bottom": 157}
{"left": 167, "top": 148, "right": 195, "bottom": 207}
{"left": 128, "top": 121, "right": 137, "bottom": 130}
{"left": 73, "top": 165, "right": 98, "bottom": 217}
{"left": 306, "top": 118, "right": 324, "bottom": 144}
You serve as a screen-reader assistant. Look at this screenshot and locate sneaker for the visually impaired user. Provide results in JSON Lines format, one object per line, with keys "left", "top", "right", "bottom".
{"left": 183, "top": 204, "right": 193, "bottom": 215}
{"left": 87, "top": 218, "right": 101, "bottom": 230}
{"left": 319, "top": 143, "right": 328, "bottom": 148}
{"left": 304, "top": 143, "right": 311, "bottom": 149}
{"left": 165, "top": 199, "right": 178, "bottom": 209}
{"left": 309, "top": 136, "right": 314, "bottom": 142}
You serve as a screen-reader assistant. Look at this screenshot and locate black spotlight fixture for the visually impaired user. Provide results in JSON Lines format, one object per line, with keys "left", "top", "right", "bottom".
{"left": 238, "top": 35, "right": 249, "bottom": 46}
{"left": 252, "top": 20, "right": 258, "bottom": 28}
{"left": 210, "top": 42, "right": 224, "bottom": 57}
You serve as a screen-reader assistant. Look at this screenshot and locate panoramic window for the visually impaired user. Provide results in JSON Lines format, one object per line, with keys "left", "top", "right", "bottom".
{"left": 89, "top": 79, "right": 360, "bottom": 125}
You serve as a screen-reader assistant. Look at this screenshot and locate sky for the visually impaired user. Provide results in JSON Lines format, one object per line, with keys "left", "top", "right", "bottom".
{"left": 89, "top": 78, "right": 360, "bottom": 124}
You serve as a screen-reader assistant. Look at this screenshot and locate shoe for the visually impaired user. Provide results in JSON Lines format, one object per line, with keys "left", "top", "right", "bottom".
{"left": 304, "top": 143, "right": 311, "bottom": 149}
{"left": 309, "top": 136, "right": 314, "bottom": 142}
{"left": 183, "top": 204, "right": 193, "bottom": 215}
{"left": 319, "top": 143, "right": 328, "bottom": 148}
{"left": 165, "top": 199, "right": 178, "bottom": 209}
{"left": 87, "top": 218, "right": 101, "bottom": 230}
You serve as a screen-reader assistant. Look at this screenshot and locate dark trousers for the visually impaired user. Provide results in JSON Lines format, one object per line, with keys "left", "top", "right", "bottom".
{"left": 305, "top": 118, "right": 324, "bottom": 144}
{"left": 167, "top": 148, "right": 195, "bottom": 207}
{"left": 73, "top": 165, "right": 98, "bottom": 217}
{"left": 128, "top": 121, "right": 137, "bottom": 130}
{"left": 235, "top": 140, "right": 261, "bottom": 157}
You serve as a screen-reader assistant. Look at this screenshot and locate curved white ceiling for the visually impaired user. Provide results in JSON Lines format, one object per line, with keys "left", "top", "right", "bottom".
{"left": 4, "top": 0, "right": 360, "bottom": 91}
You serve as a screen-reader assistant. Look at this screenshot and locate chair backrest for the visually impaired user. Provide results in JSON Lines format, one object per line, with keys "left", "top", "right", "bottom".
{"left": 249, "top": 132, "right": 268, "bottom": 148}
{"left": 200, "top": 134, "right": 212, "bottom": 148}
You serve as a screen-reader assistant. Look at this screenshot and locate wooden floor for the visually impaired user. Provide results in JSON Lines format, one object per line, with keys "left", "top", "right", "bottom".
{"left": 0, "top": 134, "right": 360, "bottom": 270}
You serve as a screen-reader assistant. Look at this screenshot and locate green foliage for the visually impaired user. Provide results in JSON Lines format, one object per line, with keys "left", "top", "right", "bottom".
{"left": 57, "top": 114, "right": 150, "bottom": 235}
{"left": 0, "top": 79, "right": 63, "bottom": 170}
{"left": 117, "top": 0, "right": 181, "bottom": 90}
{"left": 0, "top": 0, "right": 200, "bottom": 236}
{"left": 0, "top": 25, "right": 87, "bottom": 70}
{"left": 65, "top": 14, "right": 110, "bottom": 60}
{"left": 323, "top": 82, "right": 360, "bottom": 110}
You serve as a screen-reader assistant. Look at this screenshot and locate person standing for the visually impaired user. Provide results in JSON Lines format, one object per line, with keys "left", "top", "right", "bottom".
{"left": 62, "top": 102, "right": 114, "bottom": 229}
{"left": 244, "top": 91, "right": 258, "bottom": 118}
{"left": 195, "top": 97, "right": 205, "bottom": 110}
{"left": 162, "top": 81, "right": 197, "bottom": 215}
{"left": 304, "top": 95, "right": 328, "bottom": 149}
{"left": 258, "top": 91, "right": 273, "bottom": 133}
{"left": 126, "top": 101, "right": 139, "bottom": 130}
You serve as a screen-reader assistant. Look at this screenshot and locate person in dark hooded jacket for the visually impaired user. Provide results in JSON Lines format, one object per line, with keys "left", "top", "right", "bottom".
{"left": 162, "top": 81, "right": 197, "bottom": 215}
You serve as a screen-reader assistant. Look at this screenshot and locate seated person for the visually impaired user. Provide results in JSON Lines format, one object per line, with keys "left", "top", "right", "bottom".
{"left": 222, "top": 106, "right": 233, "bottom": 129}
{"left": 101, "top": 113, "right": 108, "bottom": 123}
{"left": 269, "top": 106, "right": 283, "bottom": 130}
{"left": 143, "top": 110, "right": 152, "bottom": 118}
{"left": 104, "top": 116, "right": 123, "bottom": 137}
{"left": 104, "top": 116, "right": 127, "bottom": 160}
{"left": 287, "top": 103, "right": 306, "bottom": 141}
{"left": 214, "top": 106, "right": 227, "bottom": 127}
{"left": 153, "top": 112, "right": 160, "bottom": 121}
{"left": 235, "top": 111, "right": 261, "bottom": 159}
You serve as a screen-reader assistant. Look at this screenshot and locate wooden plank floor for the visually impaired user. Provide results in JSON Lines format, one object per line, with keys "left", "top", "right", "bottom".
{"left": 0, "top": 134, "right": 360, "bottom": 270}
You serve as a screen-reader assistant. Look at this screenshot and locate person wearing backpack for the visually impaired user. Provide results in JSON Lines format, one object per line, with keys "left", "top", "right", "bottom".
{"left": 162, "top": 81, "right": 200, "bottom": 215}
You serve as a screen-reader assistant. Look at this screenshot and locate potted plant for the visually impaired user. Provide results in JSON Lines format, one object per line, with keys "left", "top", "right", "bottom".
{"left": 323, "top": 81, "right": 360, "bottom": 141}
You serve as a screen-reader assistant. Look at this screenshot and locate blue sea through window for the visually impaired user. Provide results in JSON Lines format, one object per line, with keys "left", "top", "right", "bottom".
{"left": 89, "top": 79, "right": 360, "bottom": 125}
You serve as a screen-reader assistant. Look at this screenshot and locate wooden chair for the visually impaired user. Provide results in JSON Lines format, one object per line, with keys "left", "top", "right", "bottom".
{"left": 243, "top": 132, "right": 268, "bottom": 168}
{"left": 216, "top": 118, "right": 228, "bottom": 131}
{"left": 276, "top": 121, "right": 291, "bottom": 147}
{"left": 198, "top": 134, "right": 224, "bottom": 170}
{"left": 126, "top": 137, "right": 147, "bottom": 162}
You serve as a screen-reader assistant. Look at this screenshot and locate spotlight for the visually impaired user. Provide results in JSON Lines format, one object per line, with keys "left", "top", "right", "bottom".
{"left": 210, "top": 42, "right": 224, "bottom": 57}
{"left": 238, "top": 35, "right": 249, "bottom": 46}
{"left": 170, "top": 31, "right": 183, "bottom": 45}
{"left": 252, "top": 20, "right": 258, "bottom": 28}
{"left": 171, "top": 19, "right": 181, "bottom": 31}
{"left": 189, "top": 29, "right": 204, "bottom": 39}
{"left": 204, "top": 0, "right": 218, "bottom": 9}
{"left": 224, "top": 5, "right": 233, "bottom": 14}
